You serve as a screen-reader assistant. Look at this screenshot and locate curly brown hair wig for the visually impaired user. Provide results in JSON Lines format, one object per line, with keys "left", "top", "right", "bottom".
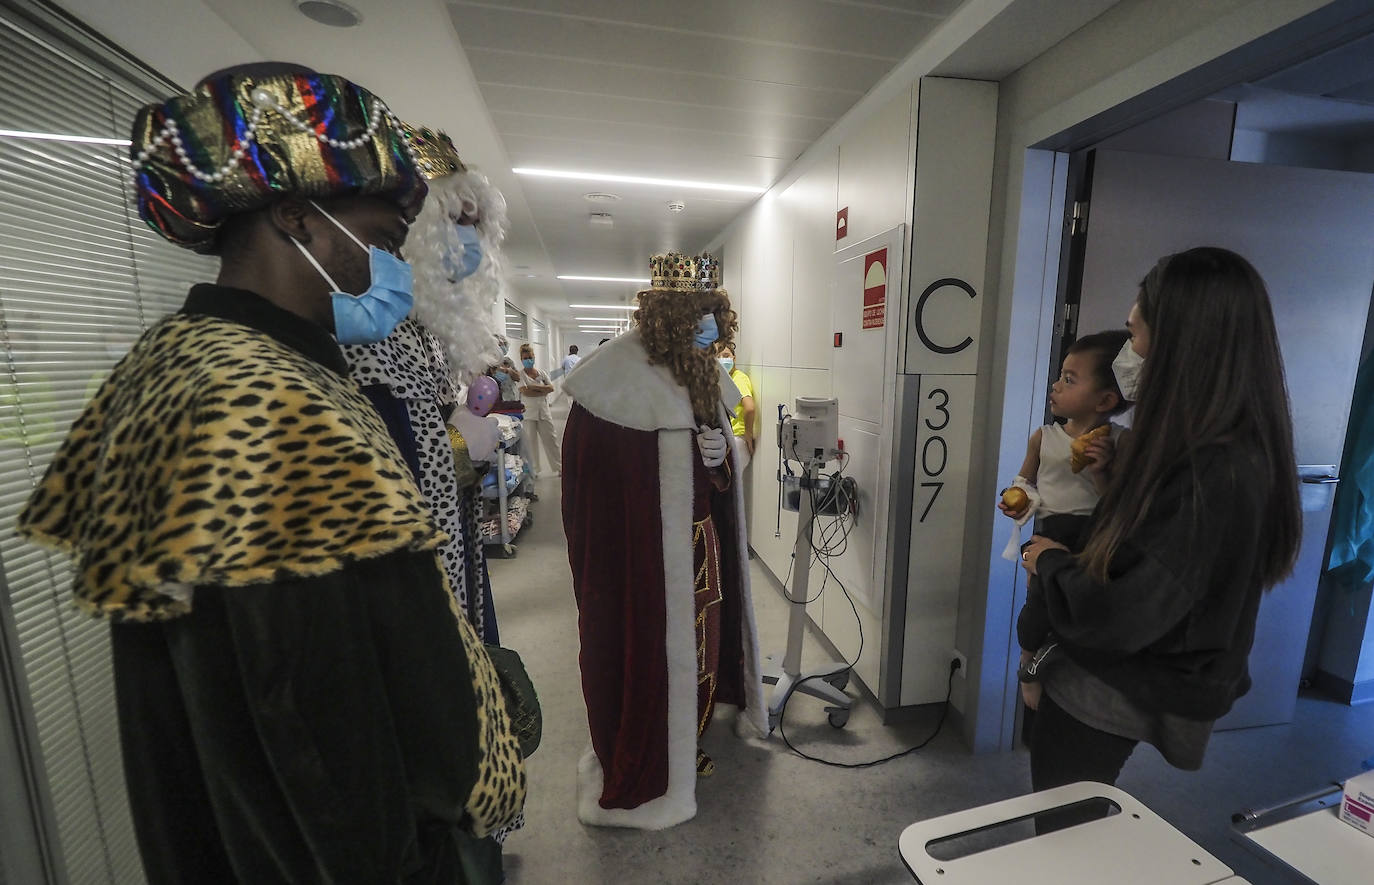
{"left": 635, "top": 287, "right": 738, "bottom": 426}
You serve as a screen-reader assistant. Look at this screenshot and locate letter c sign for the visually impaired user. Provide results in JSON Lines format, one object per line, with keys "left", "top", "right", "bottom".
{"left": 914, "top": 278, "right": 976, "bottom": 355}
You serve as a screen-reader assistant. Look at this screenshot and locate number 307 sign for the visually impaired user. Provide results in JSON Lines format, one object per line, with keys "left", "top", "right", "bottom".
{"left": 904, "top": 371, "right": 975, "bottom": 702}
{"left": 911, "top": 375, "right": 974, "bottom": 529}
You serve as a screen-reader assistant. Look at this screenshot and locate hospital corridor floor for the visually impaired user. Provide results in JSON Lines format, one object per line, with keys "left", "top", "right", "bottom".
{"left": 489, "top": 415, "right": 1374, "bottom": 884}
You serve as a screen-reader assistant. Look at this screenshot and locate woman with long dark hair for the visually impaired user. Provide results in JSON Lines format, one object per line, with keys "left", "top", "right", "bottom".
{"left": 1019, "top": 247, "right": 1301, "bottom": 807}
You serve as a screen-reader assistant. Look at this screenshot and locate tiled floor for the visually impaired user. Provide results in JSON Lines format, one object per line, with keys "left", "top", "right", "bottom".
{"left": 490, "top": 423, "right": 1372, "bottom": 884}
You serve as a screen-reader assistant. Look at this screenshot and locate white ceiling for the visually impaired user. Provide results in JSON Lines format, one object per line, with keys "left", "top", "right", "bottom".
{"left": 445, "top": 0, "right": 963, "bottom": 323}
{"left": 58, "top": 0, "right": 969, "bottom": 331}
{"left": 1209, "top": 29, "right": 1374, "bottom": 147}
{"left": 1220, "top": 30, "right": 1374, "bottom": 139}
{"left": 56, "top": 0, "right": 1372, "bottom": 335}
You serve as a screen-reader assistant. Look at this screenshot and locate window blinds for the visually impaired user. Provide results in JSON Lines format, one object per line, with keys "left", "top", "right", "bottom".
{"left": 0, "top": 13, "right": 215, "bottom": 884}
{"left": 504, "top": 299, "right": 528, "bottom": 341}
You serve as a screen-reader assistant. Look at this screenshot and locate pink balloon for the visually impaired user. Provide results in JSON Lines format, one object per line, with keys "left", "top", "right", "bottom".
{"left": 467, "top": 375, "right": 499, "bottom": 416}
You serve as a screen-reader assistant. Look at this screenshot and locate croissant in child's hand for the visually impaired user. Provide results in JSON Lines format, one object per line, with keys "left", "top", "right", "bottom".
{"left": 1001, "top": 486, "right": 1030, "bottom": 513}
{"left": 1070, "top": 424, "right": 1111, "bottom": 474}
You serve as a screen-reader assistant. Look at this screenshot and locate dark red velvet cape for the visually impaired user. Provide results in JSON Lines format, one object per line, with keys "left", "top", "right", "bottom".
{"left": 562, "top": 403, "right": 749, "bottom": 811}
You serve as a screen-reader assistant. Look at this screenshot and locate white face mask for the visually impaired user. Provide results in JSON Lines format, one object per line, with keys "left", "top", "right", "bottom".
{"left": 1112, "top": 340, "right": 1145, "bottom": 402}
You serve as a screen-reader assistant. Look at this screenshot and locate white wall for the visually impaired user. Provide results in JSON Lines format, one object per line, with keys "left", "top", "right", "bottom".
{"left": 497, "top": 291, "right": 558, "bottom": 370}
{"left": 972, "top": 0, "right": 1345, "bottom": 749}
{"left": 719, "top": 88, "right": 914, "bottom": 698}
{"left": 711, "top": 0, "right": 1351, "bottom": 749}
{"left": 1231, "top": 128, "right": 1372, "bottom": 171}
{"left": 53, "top": 0, "right": 260, "bottom": 88}
{"left": 1351, "top": 139, "right": 1374, "bottom": 174}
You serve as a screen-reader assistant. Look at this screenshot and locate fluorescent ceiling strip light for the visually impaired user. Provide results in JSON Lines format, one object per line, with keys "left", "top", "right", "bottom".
{"left": 0, "top": 128, "right": 131, "bottom": 146}
{"left": 558, "top": 275, "right": 649, "bottom": 284}
{"left": 515, "top": 167, "right": 764, "bottom": 194}
{"left": 568, "top": 303, "right": 636, "bottom": 310}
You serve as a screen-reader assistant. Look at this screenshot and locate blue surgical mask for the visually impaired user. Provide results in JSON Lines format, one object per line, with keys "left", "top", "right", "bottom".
{"left": 293, "top": 201, "right": 413, "bottom": 345}
{"left": 694, "top": 313, "right": 719, "bottom": 349}
{"left": 719, "top": 357, "right": 734, "bottom": 373}
{"left": 498, "top": 339, "right": 509, "bottom": 356}
{"left": 522, "top": 358, "right": 535, "bottom": 369}
{"left": 494, "top": 371, "right": 509, "bottom": 383}
{"left": 442, "top": 224, "right": 484, "bottom": 281}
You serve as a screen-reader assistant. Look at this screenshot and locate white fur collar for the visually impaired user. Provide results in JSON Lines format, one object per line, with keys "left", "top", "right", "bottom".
{"left": 562, "top": 329, "right": 740, "bottom": 431}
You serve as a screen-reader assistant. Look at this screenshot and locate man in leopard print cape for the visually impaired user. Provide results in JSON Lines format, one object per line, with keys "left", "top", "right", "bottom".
{"left": 17, "top": 63, "right": 524, "bottom": 884}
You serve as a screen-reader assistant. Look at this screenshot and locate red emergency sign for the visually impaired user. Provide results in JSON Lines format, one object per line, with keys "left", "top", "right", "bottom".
{"left": 863, "top": 248, "right": 887, "bottom": 329}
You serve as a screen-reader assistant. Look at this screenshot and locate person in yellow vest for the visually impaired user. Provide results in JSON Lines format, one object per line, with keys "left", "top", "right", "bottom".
{"left": 716, "top": 343, "right": 756, "bottom": 471}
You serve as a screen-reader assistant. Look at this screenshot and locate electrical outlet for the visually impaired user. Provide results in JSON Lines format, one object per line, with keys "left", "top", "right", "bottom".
{"left": 950, "top": 650, "right": 968, "bottom": 677}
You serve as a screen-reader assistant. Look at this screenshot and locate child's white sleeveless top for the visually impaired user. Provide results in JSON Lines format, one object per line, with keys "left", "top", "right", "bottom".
{"left": 1038, "top": 423, "right": 1104, "bottom": 516}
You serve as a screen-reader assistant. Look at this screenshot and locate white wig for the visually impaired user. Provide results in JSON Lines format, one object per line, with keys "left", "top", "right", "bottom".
{"left": 405, "top": 167, "right": 511, "bottom": 376}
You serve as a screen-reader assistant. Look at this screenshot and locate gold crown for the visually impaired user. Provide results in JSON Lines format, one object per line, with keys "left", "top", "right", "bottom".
{"left": 400, "top": 122, "right": 465, "bottom": 181}
{"left": 648, "top": 252, "right": 720, "bottom": 291}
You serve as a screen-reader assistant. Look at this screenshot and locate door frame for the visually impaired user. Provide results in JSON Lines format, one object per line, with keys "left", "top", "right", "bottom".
{"left": 986, "top": 2, "right": 1374, "bottom": 752}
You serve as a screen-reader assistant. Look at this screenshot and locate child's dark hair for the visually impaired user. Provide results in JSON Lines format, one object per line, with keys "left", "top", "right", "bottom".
{"left": 1066, "top": 329, "right": 1132, "bottom": 409}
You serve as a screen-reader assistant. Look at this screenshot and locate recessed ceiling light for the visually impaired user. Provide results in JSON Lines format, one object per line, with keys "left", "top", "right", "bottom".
{"left": 0, "top": 128, "right": 131, "bottom": 146}
{"left": 296, "top": 0, "right": 362, "bottom": 27}
{"left": 589, "top": 212, "right": 614, "bottom": 228}
{"left": 569, "top": 303, "right": 636, "bottom": 309}
{"left": 515, "top": 168, "right": 765, "bottom": 194}
{"left": 584, "top": 193, "right": 621, "bottom": 203}
{"left": 524, "top": 274, "right": 539, "bottom": 278}
{"left": 559, "top": 276, "right": 649, "bottom": 284}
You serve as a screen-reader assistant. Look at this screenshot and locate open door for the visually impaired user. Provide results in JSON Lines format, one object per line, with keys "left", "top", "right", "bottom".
{"left": 1069, "top": 148, "right": 1374, "bottom": 729}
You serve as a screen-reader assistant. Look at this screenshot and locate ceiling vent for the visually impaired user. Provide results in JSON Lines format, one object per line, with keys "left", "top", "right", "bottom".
{"left": 296, "top": 1, "right": 362, "bottom": 27}
{"left": 584, "top": 192, "right": 621, "bottom": 203}
{"left": 666, "top": 200, "right": 686, "bottom": 213}
{"left": 589, "top": 212, "right": 614, "bottom": 228}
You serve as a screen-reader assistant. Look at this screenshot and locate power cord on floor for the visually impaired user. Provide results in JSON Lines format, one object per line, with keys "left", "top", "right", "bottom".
{"left": 772, "top": 473, "right": 955, "bottom": 768}
{"left": 777, "top": 661, "right": 956, "bottom": 769}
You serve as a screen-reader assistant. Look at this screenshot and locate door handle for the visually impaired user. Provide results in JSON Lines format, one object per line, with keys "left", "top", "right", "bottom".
{"left": 1301, "top": 476, "right": 1340, "bottom": 484}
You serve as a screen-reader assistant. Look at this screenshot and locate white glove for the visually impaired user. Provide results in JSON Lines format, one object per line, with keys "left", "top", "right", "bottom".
{"left": 448, "top": 409, "right": 500, "bottom": 461}
{"left": 696, "top": 425, "right": 728, "bottom": 468}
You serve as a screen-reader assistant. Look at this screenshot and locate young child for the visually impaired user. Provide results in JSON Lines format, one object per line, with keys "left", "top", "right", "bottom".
{"left": 998, "top": 330, "right": 1131, "bottom": 720}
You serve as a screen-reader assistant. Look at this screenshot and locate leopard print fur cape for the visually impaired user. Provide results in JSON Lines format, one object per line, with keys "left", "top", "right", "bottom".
{"left": 18, "top": 312, "right": 446, "bottom": 621}
{"left": 18, "top": 311, "right": 527, "bottom": 833}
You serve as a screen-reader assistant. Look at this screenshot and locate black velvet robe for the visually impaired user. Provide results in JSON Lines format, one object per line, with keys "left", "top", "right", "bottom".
{"left": 109, "top": 287, "right": 494, "bottom": 884}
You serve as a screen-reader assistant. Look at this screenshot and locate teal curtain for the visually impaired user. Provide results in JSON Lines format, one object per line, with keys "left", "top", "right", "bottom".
{"left": 1328, "top": 353, "right": 1374, "bottom": 588}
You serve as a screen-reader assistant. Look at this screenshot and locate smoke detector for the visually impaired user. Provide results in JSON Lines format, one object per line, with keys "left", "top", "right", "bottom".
{"left": 589, "top": 212, "right": 614, "bottom": 228}
{"left": 584, "top": 192, "right": 621, "bottom": 203}
{"left": 296, "top": 0, "right": 362, "bottom": 27}
{"left": 666, "top": 200, "right": 686, "bottom": 213}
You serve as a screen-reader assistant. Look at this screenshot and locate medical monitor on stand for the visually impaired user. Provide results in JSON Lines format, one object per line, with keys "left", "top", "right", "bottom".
{"left": 765, "top": 396, "right": 855, "bottom": 731}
